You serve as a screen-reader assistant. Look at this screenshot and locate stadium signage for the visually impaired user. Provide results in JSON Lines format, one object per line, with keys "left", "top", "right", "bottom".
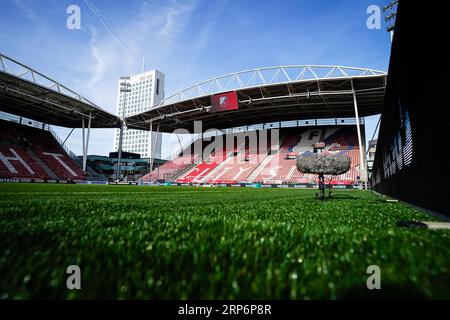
{"left": 177, "top": 304, "right": 272, "bottom": 317}
{"left": 210, "top": 91, "right": 238, "bottom": 112}
{"left": 217, "top": 183, "right": 228, "bottom": 187}
{"left": 292, "top": 184, "right": 309, "bottom": 188}
{"left": 153, "top": 182, "right": 354, "bottom": 189}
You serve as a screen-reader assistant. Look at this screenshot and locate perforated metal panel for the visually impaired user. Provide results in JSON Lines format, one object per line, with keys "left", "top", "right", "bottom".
{"left": 372, "top": 1, "right": 450, "bottom": 216}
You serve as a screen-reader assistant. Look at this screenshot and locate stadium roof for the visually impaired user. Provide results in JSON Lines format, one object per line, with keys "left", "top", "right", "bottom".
{"left": 0, "top": 53, "right": 120, "bottom": 128}
{"left": 126, "top": 65, "right": 386, "bottom": 133}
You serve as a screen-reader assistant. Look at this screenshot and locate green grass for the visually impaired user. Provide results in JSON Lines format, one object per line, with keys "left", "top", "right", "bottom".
{"left": 0, "top": 183, "right": 449, "bottom": 299}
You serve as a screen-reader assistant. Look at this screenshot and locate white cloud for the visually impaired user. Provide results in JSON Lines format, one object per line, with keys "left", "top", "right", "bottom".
{"left": 159, "top": 0, "right": 198, "bottom": 41}
{"left": 11, "top": 0, "right": 41, "bottom": 27}
{"left": 82, "top": 0, "right": 199, "bottom": 108}
{"left": 70, "top": 0, "right": 202, "bottom": 157}
{"left": 87, "top": 29, "right": 106, "bottom": 87}
{"left": 7, "top": 0, "right": 224, "bottom": 158}
{"left": 194, "top": 0, "right": 227, "bottom": 51}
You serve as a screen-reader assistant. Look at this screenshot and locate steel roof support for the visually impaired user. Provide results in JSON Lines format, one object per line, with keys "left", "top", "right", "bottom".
{"left": 351, "top": 80, "right": 367, "bottom": 186}
{"left": 1, "top": 53, "right": 120, "bottom": 128}
{"left": 81, "top": 114, "right": 92, "bottom": 172}
{"left": 367, "top": 115, "right": 381, "bottom": 156}
{"left": 147, "top": 65, "right": 385, "bottom": 110}
{"left": 149, "top": 121, "right": 160, "bottom": 181}
{"left": 81, "top": 116, "right": 86, "bottom": 172}
{"left": 62, "top": 128, "right": 75, "bottom": 146}
{"left": 84, "top": 113, "right": 91, "bottom": 172}
{"left": 2, "top": 86, "right": 94, "bottom": 119}
{"left": 0, "top": 56, "right": 5, "bottom": 72}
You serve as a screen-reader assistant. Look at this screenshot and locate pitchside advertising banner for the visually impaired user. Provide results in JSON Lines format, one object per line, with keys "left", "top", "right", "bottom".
{"left": 210, "top": 91, "right": 239, "bottom": 112}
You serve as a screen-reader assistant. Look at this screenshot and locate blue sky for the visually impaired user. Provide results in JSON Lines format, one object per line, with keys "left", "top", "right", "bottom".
{"left": 1, "top": 0, "right": 392, "bottom": 157}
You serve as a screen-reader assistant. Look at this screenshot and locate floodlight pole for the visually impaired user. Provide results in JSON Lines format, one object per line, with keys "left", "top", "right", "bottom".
{"left": 117, "top": 76, "right": 131, "bottom": 181}
{"left": 117, "top": 120, "right": 124, "bottom": 180}
{"left": 351, "top": 80, "right": 366, "bottom": 188}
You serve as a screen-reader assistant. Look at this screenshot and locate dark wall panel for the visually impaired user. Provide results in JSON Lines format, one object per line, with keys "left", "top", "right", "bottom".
{"left": 372, "top": 1, "right": 450, "bottom": 216}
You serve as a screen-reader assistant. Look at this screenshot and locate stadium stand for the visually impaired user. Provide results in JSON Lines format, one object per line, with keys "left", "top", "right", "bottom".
{"left": 178, "top": 161, "right": 219, "bottom": 183}
{"left": 0, "top": 145, "right": 49, "bottom": 180}
{"left": 250, "top": 126, "right": 360, "bottom": 185}
{"left": 206, "top": 153, "right": 263, "bottom": 184}
{"left": 143, "top": 125, "right": 362, "bottom": 185}
{"left": 0, "top": 119, "right": 85, "bottom": 180}
{"left": 143, "top": 154, "right": 197, "bottom": 181}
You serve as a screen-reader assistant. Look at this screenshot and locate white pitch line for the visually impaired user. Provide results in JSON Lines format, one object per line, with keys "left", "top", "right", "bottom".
{"left": 421, "top": 222, "right": 450, "bottom": 230}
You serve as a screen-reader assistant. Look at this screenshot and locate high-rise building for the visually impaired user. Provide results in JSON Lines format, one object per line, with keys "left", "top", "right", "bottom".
{"left": 113, "top": 70, "right": 164, "bottom": 159}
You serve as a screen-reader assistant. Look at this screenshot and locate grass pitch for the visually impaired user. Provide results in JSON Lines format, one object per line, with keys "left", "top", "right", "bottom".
{"left": 0, "top": 183, "right": 449, "bottom": 299}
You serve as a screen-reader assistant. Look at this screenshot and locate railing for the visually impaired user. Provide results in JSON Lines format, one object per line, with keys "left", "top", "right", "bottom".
{"left": 47, "top": 126, "right": 79, "bottom": 162}
{"left": 0, "top": 111, "right": 81, "bottom": 164}
{"left": 0, "top": 110, "right": 80, "bottom": 162}
{"left": 164, "top": 135, "right": 199, "bottom": 161}
{"left": 47, "top": 129, "right": 104, "bottom": 180}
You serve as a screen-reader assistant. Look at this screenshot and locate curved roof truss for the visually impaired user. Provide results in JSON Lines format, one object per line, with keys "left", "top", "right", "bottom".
{"left": 126, "top": 65, "right": 387, "bottom": 132}
{"left": 155, "top": 65, "right": 385, "bottom": 108}
{"left": 0, "top": 53, "right": 120, "bottom": 128}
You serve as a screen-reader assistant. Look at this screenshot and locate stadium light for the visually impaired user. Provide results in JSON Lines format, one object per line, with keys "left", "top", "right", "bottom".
{"left": 116, "top": 76, "right": 132, "bottom": 181}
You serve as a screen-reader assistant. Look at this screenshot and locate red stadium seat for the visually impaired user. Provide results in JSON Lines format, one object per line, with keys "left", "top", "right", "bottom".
{"left": 0, "top": 119, "right": 85, "bottom": 180}
{"left": 140, "top": 125, "right": 363, "bottom": 185}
